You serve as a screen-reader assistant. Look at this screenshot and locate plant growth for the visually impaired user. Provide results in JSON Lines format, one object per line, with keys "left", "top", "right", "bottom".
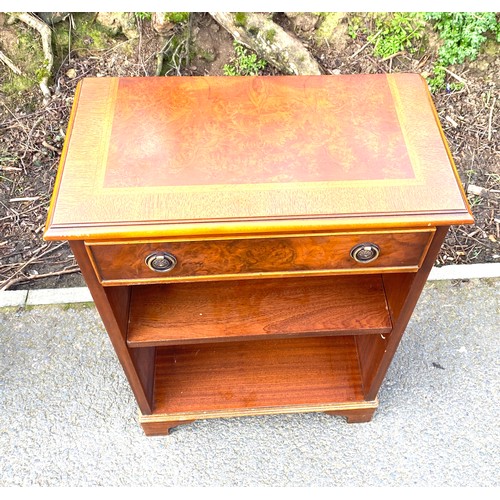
{"left": 164, "top": 12, "right": 190, "bottom": 24}
{"left": 135, "top": 12, "right": 152, "bottom": 21}
{"left": 369, "top": 12, "right": 427, "bottom": 58}
{"left": 348, "top": 13, "right": 426, "bottom": 58}
{"left": 424, "top": 12, "right": 500, "bottom": 90}
{"left": 223, "top": 41, "right": 267, "bottom": 76}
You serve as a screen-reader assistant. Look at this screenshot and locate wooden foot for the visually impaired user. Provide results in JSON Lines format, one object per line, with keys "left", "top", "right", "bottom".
{"left": 325, "top": 407, "right": 376, "bottom": 423}
{"left": 140, "top": 419, "right": 196, "bottom": 436}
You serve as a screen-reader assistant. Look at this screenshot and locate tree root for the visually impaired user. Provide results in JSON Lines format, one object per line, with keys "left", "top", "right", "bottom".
{"left": 209, "top": 12, "right": 322, "bottom": 75}
{"left": 12, "top": 12, "right": 54, "bottom": 104}
{"left": 0, "top": 49, "right": 22, "bottom": 75}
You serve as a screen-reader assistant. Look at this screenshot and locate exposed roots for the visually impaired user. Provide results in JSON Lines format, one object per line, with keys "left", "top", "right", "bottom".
{"left": 0, "top": 49, "right": 22, "bottom": 75}
{"left": 12, "top": 12, "right": 54, "bottom": 104}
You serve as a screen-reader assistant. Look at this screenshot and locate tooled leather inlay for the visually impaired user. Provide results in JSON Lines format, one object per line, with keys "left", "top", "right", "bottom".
{"left": 104, "top": 76, "right": 414, "bottom": 188}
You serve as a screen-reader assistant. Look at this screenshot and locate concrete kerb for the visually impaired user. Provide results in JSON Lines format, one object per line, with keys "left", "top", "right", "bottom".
{"left": 427, "top": 262, "right": 500, "bottom": 281}
{"left": 0, "top": 287, "right": 92, "bottom": 308}
{"left": 1, "top": 263, "right": 499, "bottom": 309}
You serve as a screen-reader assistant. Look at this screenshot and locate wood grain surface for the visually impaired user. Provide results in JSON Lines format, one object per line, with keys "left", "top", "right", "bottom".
{"left": 127, "top": 275, "right": 392, "bottom": 346}
{"left": 105, "top": 76, "right": 413, "bottom": 187}
{"left": 44, "top": 74, "right": 473, "bottom": 241}
{"left": 360, "top": 226, "right": 451, "bottom": 400}
{"left": 139, "top": 399, "right": 379, "bottom": 434}
{"left": 89, "top": 229, "right": 433, "bottom": 284}
{"left": 152, "top": 336, "right": 365, "bottom": 414}
{"left": 69, "top": 241, "right": 154, "bottom": 413}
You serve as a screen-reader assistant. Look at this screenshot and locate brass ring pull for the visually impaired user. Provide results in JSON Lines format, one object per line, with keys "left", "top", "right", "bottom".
{"left": 350, "top": 243, "right": 380, "bottom": 264}
{"left": 145, "top": 252, "right": 177, "bottom": 272}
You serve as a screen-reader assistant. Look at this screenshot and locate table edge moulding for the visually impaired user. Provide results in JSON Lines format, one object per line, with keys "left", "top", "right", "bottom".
{"left": 44, "top": 73, "right": 473, "bottom": 436}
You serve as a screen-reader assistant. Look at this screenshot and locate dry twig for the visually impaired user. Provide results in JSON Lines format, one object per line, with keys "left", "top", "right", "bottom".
{"left": 0, "top": 242, "right": 67, "bottom": 290}
{"left": 0, "top": 166, "right": 22, "bottom": 172}
{"left": 42, "top": 140, "right": 61, "bottom": 153}
{"left": 381, "top": 50, "right": 405, "bottom": 62}
{"left": 3, "top": 266, "right": 80, "bottom": 288}
{"left": 350, "top": 29, "right": 382, "bottom": 58}
{"left": 9, "top": 196, "right": 40, "bottom": 202}
{"left": 488, "top": 97, "right": 496, "bottom": 142}
{"left": 20, "top": 116, "right": 43, "bottom": 162}
{"left": 443, "top": 67, "right": 468, "bottom": 85}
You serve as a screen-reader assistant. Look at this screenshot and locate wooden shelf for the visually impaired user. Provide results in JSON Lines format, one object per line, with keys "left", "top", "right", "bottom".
{"left": 152, "top": 336, "right": 365, "bottom": 416}
{"left": 127, "top": 275, "right": 392, "bottom": 347}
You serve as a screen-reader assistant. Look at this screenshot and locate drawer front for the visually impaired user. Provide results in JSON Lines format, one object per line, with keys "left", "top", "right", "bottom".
{"left": 87, "top": 230, "right": 434, "bottom": 284}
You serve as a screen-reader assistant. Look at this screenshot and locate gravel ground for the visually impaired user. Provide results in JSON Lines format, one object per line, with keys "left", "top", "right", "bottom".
{"left": 0, "top": 278, "right": 498, "bottom": 487}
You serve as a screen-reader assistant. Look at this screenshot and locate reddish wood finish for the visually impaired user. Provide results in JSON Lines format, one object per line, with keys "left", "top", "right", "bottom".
{"left": 106, "top": 76, "right": 413, "bottom": 187}
{"left": 140, "top": 420, "right": 196, "bottom": 436}
{"left": 356, "top": 227, "right": 450, "bottom": 400}
{"left": 325, "top": 408, "right": 377, "bottom": 423}
{"left": 127, "top": 275, "right": 391, "bottom": 347}
{"left": 88, "top": 229, "right": 433, "bottom": 284}
{"left": 152, "top": 336, "right": 365, "bottom": 415}
{"left": 43, "top": 75, "right": 473, "bottom": 435}
{"left": 44, "top": 74, "right": 473, "bottom": 242}
{"left": 69, "top": 241, "right": 153, "bottom": 413}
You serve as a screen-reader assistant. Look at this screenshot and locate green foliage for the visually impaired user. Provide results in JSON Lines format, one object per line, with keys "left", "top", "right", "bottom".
{"left": 165, "top": 12, "right": 190, "bottom": 23}
{"left": 428, "top": 65, "right": 449, "bottom": 92}
{"left": 265, "top": 29, "right": 276, "bottom": 43}
{"left": 135, "top": 12, "right": 188, "bottom": 23}
{"left": 135, "top": 12, "right": 152, "bottom": 21}
{"left": 315, "top": 12, "right": 346, "bottom": 43}
{"left": 347, "top": 16, "right": 363, "bottom": 39}
{"left": 369, "top": 12, "right": 426, "bottom": 58}
{"left": 425, "top": 12, "right": 499, "bottom": 65}
{"left": 234, "top": 12, "right": 247, "bottom": 27}
{"left": 223, "top": 42, "right": 267, "bottom": 76}
{"left": 0, "top": 25, "right": 46, "bottom": 96}
{"left": 347, "top": 13, "right": 426, "bottom": 56}
{"left": 1, "top": 74, "right": 34, "bottom": 95}
{"left": 35, "top": 65, "right": 50, "bottom": 83}
{"left": 347, "top": 12, "right": 499, "bottom": 92}
{"left": 53, "top": 13, "right": 113, "bottom": 56}
{"left": 425, "top": 12, "right": 500, "bottom": 90}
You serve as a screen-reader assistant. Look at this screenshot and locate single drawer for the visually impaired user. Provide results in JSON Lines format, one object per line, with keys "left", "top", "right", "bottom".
{"left": 86, "top": 229, "right": 435, "bottom": 285}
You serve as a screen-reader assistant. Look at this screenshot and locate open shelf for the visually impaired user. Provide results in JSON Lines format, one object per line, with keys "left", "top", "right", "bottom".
{"left": 127, "top": 274, "right": 392, "bottom": 347}
{"left": 151, "top": 335, "right": 366, "bottom": 416}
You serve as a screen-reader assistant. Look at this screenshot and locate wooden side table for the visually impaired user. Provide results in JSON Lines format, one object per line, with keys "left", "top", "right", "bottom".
{"left": 44, "top": 74, "right": 473, "bottom": 436}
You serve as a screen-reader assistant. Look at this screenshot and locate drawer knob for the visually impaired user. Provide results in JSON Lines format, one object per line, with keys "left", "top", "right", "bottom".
{"left": 145, "top": 252, "right": 177, "bottom": 272}
{"left": 350, "top": 243, "right": 380, "bottom": 264}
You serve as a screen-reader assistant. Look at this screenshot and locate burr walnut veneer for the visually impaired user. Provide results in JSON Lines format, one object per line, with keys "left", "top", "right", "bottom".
{"left": 44, "top": 74, "right": 473, "bottom": 436}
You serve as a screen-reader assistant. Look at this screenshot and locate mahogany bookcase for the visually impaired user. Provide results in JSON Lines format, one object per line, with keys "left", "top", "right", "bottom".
{"left": 44, "top": 74, "right": 473, "bottom": 435}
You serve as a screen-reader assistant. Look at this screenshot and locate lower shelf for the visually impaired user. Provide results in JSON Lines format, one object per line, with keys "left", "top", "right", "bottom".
{"left": 150, "top": 335, "right": 368, "bottom": 417}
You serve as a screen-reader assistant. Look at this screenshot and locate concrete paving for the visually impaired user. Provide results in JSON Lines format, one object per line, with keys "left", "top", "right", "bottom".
{"left": 0, "top": 278, "right": 498, "bottom": 486}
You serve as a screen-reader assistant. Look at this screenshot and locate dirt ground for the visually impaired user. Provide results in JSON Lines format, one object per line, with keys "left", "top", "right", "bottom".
{"left": 0, "top": 13, "right": 498, "bottom": 290}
